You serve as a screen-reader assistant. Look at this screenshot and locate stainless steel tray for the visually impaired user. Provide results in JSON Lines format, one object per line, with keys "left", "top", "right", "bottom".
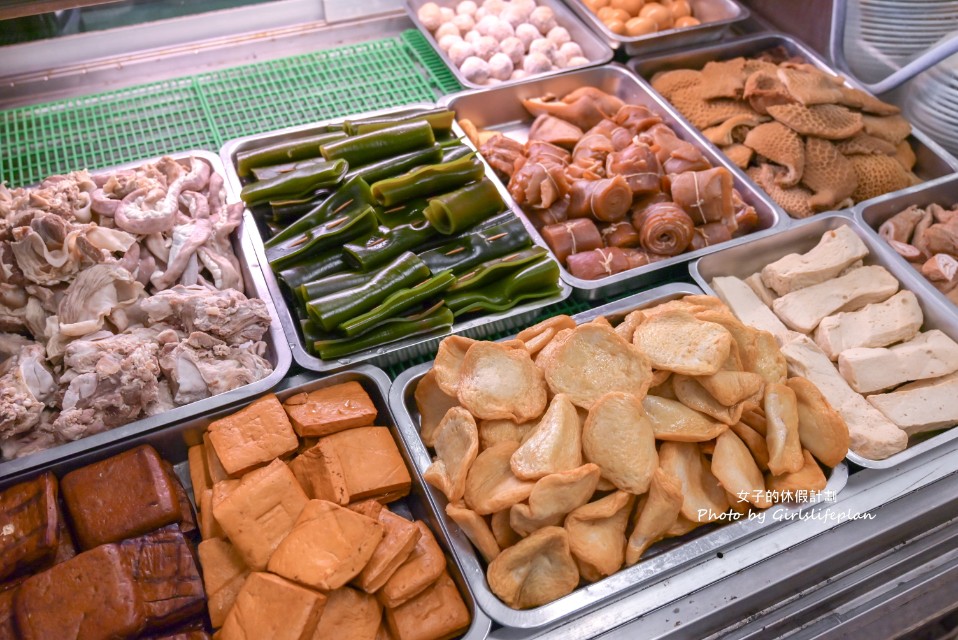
{"left": 219, "top": 105, "right": 572, "bottom": 373}
{"left": 405, "top": 0, "right": 613, "bottom": 91}
{"left": 629, "top": 33, "right": 958, "bottom": 215}
{"left": 0, "top": 150, "right": 292, "bottom": 482}
{"left": 0, "top": 366, "right": 491, "bottom": 640}
{"left": 388, "top": 282, "right": 849, "bottom": 629}
{"left": 440, "top": 63, "right": 785, "bottom": 301}
{"left": 856, "top": 172, "right": 958, "bottom": 311}
{"left": 561, "top": 0, "right": 749, "bottom": 56}
{"left": 690, "top": 212, "right": 958, "bottom": 469}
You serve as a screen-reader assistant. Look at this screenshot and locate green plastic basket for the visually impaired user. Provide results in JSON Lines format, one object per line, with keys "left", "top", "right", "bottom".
{"left": 0, "top": 30, "right": 460, "bottom": 187}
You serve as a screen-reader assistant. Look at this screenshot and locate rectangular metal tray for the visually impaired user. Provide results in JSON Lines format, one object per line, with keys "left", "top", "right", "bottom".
{"left": 440, "top": 63, "right": 785, "bottom": 301}
{"left": 689, "top": 212, "right": 958, "bottom": 470}
{"left": 405, "top": 0, "right": 613, "bottom": 91}
{"left": 388, "top": 282, "right": 849, "bottom": 629}
{"left": 856, "top": 172, "right": 958, "bottom": 310}
{"left": 0, "top": 150, "right": 292, "bottom": 483}
{"left": 0, "top": 366, "right": 491, "bottom": 640}
{"left": 561, "top": 0, "right": 749, "bottom": 56}
{"left": 629, "top": 33, "right": 958, "bottom": 216}
{"left": 219, "top": 105, "right": 572, "bottom": 372}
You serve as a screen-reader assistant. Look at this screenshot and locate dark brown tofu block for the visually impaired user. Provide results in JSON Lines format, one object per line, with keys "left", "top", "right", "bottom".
{"left": 118, "top": 526, "right": 206, "bottom": 632}
{"left": 14, "top": 544, "right": 146, "bottom": 640}
{"left": 0, "top": 472, "right": 59, "bottom": 581}
{"left": 61, "top": 445, "right": 181, "bottom": 550}
{"left": 162, "top": 460, "right": 198, "bottom": 537}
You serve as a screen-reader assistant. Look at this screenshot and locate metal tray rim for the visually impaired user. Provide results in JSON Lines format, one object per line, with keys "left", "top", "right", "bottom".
{"left": 219, "top": 105, "right": 573, "bottom": 373}
{"left": 689, "top": 212, "right": 958, "bottom": 469}
{"left": 561, "top": 0, "right": 749, "bottom": 52}
{"left": 404, "top": 0, "right": 615, "bottom": 92}
{"left": 388, "top": 282, "right": 849, "bottom": 628}
{"left": 440, "top": 62, "right": 787, "bottom": 300}
{"left": 0, "top": 149, "right": 292, "bottom": 483}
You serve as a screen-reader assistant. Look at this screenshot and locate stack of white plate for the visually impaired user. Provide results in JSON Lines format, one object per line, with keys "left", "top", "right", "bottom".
{"left": 857, "top": 0, "right": 958, "bottom": 64}
{"left": 905, "top": 41, "right": 958, "bottom": 155}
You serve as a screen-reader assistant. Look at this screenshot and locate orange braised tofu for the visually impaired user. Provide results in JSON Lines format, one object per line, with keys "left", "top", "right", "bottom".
{"left": 385, "top": 571, "right": 471, "bottom": 640}
{"left": 208, "top": 394, "right": 299, "bottom": 476}
{"left": 283, "top": 382, "right": 378, "bottom": 437}
{"left": 310, "top": 427, "right": 412, "bottom": 505}
{"left": 220, "top": 572, "right": 326, "bottom": 640}
{"left": 311, "top": 586, "right": 383, "bottom": 640}
{"left": 203, "top": 434, "right": 229, "bottom": 484}
{"left": 212, "top": 459, "right": 309, "bottom": 571}
{"left": 60, "top": 445, "right": 181, "bottom": 550}
{"left": 378, "top": 522, "right": 447, "bottom": 609}
{"left": 268, "top": 500, "right": 383, "bottom": 591}
{"left": 354, "top": 510, "right": 422, "bottom": 593}
{"left": 197, "top": 538, "right": 250, "bottom": 629}
{"left": 188, "top": 444, "right": 212, "bottom": 498}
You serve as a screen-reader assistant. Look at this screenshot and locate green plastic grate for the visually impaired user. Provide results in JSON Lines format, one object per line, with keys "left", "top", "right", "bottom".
{"left": 0, "top": 30, "right": 461, "bottom": 187}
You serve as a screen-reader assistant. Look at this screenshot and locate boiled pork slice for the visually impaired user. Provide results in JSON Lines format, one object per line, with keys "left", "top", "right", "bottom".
{"left": 0, "top": 342, "right": 57, "bottom": 441}
{"left": 158, "top": 332, "right": 272, "bottom": 406}
{"left": 140, "top": 285, "right": 270, "bottom": 345}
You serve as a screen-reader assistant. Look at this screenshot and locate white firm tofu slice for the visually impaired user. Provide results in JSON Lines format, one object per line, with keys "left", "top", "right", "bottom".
{"left": 867, "top": 370, "right": 958, "bottom": 435}
{"left": 745, "top": 273, "right": 777, "bottom": 308}
{"left": 839, "top": 330, "right": 958, "bottom": 394}
{"left": 772, "top": 265, "right": 899, "bottom": 334}
{"left": 761, "top": 225, "right": 870, "bottom": 296}
{"left": 710, "top": 276, "right": 790, "bottom": 345}
{"left": 814, "top": 290, "right": 924, "bottom": 360}
{"left": 781, "top": 335, "right": 908, "bottom": 460}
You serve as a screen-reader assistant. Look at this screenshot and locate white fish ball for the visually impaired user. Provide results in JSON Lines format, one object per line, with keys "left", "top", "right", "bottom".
{"left": 511, "top": 69, "right": 530, "bottom": 81}
{"left": 418, "top": 2, "right": 443, "bottom": 30}
{"left": 488, "top": 52, "right": 515, "bottom": 80}
{"left": 547, "top": 26, "right": 571, "bottom": 46}
{"left": 449, "top": 40, "right": 477, "bottom": 66}
{"left": 475, "top": 35, "right": 500, "bottom": 60}
{"left": 439, "top": 7, "right": 455, "bottom": 21}
{"left": 457, "top": 0, "right": 478, "bottom": 15}
{"left": 500, "top": 36, "right": 526, "bottom": 65}
{"left": 464, "top": 29, "right": 482, "bottom": 43}
{"left": 451, "top": 13, "right": 475, "bottom": 32}
{"left": 528, "top": 37, "right": 557, "bottom": 61}
{"left": 475, "top": 14, "right": 500, "bottom": 35}
{"left": 482, "top": 0, "right": 505, "bottom": 13}
{"left": 435, "top": 22, "right": 461, "bottom": 40}
{"left": 529, "top": 5, "right": 557, "bottom": 33}
{"left": 512, "top": 0, "right": 537, "bottom": 19}
{"left": 523, "top": 51, "right": 553, "bottom": 74}
{"left": 515, "top": 23, "right": 541, "bottom": 49}
{"left": 439, "top": 34, "right": 463, "bottom": 51}
{"left": 566, "top": 55, "right": 590, "bottom": 68}
{"left": 461, "top": 56, "right": 492, "bottom": 84}
{"left": 500, "top": 4, "right": 525, "bottom": 28}
{"left": 559, "top": 41, "right": 583, "bottom": 60}
{"left": 487, "top": 18, "right": 515, "bottom": 41}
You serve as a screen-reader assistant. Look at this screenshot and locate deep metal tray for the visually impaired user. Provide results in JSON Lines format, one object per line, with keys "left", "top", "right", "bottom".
{"left": 561, "top": 0, "right": 749, "bottom": 56}
{"left": 219, "top": 105, "right": 572, "bottom": 373}
{"left": 629, "top": 33, "right": 958, "bottom": 217}
{"left": 388, "top": 283, "right": 849, "bottom": 629}
{"left": 0, "top": 366, "right": 491, "bottom": 640}
{"left": 856, "top": 173, "right": 958, "bottom": 313}
{"left": 405, "top": 0, "right": 613, "bottom": 91}
{"left": 0, "top": 150, "right": 292, "bottom": 483}
{"left": 690, "top": 213, "right": 958, "bottom": 469}
{"left": 440, "top": 63, "right": 785, "bottom": 301}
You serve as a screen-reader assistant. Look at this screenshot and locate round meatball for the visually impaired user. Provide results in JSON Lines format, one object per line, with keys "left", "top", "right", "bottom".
{"left": 512, "top": 0, "right": 537, "bottom": 19}
{"left": 566, "top": 55, "right": 590, "bottom": 67}
{"left": 464, "top": 29, "right": 482, "bottom": 43}
{"left": 488, "top": 52, "right": 515, "bottom": 80}
{"left": 528, "top": 37, "right": 558, "bottom": 62}
{"left": 515, "top": 23, "right": 541, "bottom": 49}
{"left": 449, "top": 40, "right": 477, "bottom": 66}
{"left": 475, "top": 14, "right": 500, "bottom": 36}
{"left": 511, "top": 69, "right": 530, "bottom": 81}
{"left": 456, "top": 0, "right": 478, "bottom": 15}
{"left": 481, "top": 0, "right": 505, "bottom": 13}
{"left": 546, "top": 26, "right": 571, "bottom": 46}
{"left": 529, "top": 6, "right": 557, "bottom": 33}
{"left": 523, "top": 51, "right": 553, "bottom": 74}
{"left": 559, "top": 41, "right": 583, "bottom": 60}
{"left": 452, "top": 13, "right": 475, "bottom": 33}
{"left": 418, "top": 2, "right": 443, "bottom": 31}
{"left": 439, "top": 34, "right": 464, "bottom": 51}
{"left": 435, "top": 22, "right": 461, "bottom": 40}
{"left": 500, "top": 36, "right": 526, "bottom": 65}
{"left": 500, "top": 4, "right": 526, "bottom": 28}
{"left": 461, "top": 56, "right": 492, "bottom": 84}
{"left": 487, "top": 18, "right": 515, "bottom": 41}
{"left": 439, "top": 7, "right": 456, "bottom": 22}
{"left": 474, "top": 35, "right": 500, "bottom": 60}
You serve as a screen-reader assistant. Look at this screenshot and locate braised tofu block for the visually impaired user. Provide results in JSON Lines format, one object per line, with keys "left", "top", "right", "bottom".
{"left": 162, "top": 460, "right": 198, "bottom": 536}
{"left": 355, "top": 509, "right": 421, "bottom": 593}
{"left": 378, "top": 522, "right": 447, "bottom": 609}
{"left": 212, "top": 459, "right": 308, "bottom": 570}
{"left": 309, "top": 427, "right": 411, "bottom": 505}
{"left": 208, "top": 394, "right": 299, "bottom": 476}
{"left": 282, "top": 382, "right": 378, "bottom": 437}
{"left": 312, "top": 587, "right": 382, "bottom": 640}
{"left": 118, "top": 527, "right": 205, "bottom": 631}
{"left": 385, "top": 571, "right": 471, "bottom": 640}
{"left": 188, "top": 445, "right": 212, "bottom": 499}
{"left": 220, "top": 572, "right": 326, "bottom": 640}
{"left": 61, "top": 445, "right": 180, "bottom": 550}
{"left": 15, "top": 544, "right": 146, "bottom": 640}
{"left": 197, "top": 538, "right": 249, "bottom": 629}
{"left": 203, "top": 434, "right": 229, "bottom": 484}
{"left": 0, "top": 472, "right": 59, "bottom": 580}
{"left": 268, "top": 500, "right": 383, "bottom": 591}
